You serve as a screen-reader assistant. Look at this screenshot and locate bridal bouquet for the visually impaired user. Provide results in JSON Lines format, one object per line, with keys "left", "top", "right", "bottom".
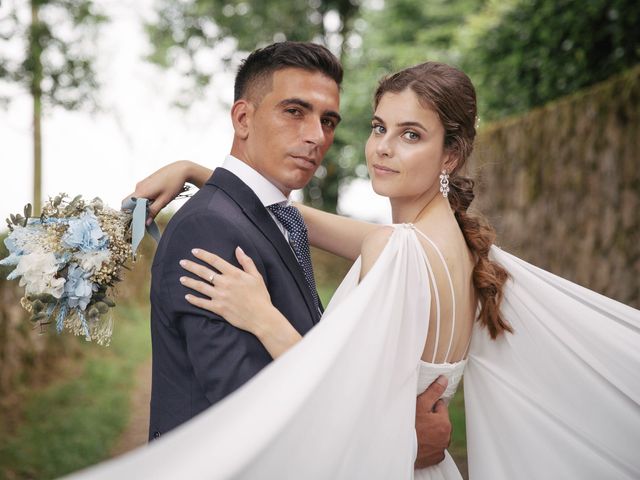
{"left": 1, "top": 194, "right": 135, "bottom": 346}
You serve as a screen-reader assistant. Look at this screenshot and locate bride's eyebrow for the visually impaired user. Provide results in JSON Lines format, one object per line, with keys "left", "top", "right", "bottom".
{"left": 397, "top": 121, "right": 427, "bottom": 131}
{"left": 371, "top": 116, "right": 427, "bottom": 131}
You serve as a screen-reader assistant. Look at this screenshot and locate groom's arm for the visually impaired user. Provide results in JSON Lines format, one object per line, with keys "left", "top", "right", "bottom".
{"left": 415, "top": 375, "right": 452, "bottom": 468}
{"left": 160, "top": 211, "right": 271, "bottom": 405}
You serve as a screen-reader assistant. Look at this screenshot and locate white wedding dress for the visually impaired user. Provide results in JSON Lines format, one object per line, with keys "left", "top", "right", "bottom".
{"left": 66, "top": 224, "right": 640, "bottom": 480}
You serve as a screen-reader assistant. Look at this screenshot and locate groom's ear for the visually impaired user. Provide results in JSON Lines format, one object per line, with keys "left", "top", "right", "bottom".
{"left": 231, "top": 99, "right": 254, "bottom": 140}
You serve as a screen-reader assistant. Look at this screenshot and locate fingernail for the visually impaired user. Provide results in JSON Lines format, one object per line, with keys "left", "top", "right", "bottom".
{"left": 436, "top": 375, "right": 448, "bottom": 387}
{"left": 179, "top": 276, "right": 186, "bottom": 283}
{"left": 179, "top": 260, "right": 186, "bottom": 266}
{"left": 236, "top": 246, "right": 245, "bottom": 254}
{"left": 192, "top": 248, "right": 199, "bottom": 255}
{"left": 185, "top": 294, "right": 190, "bottom": 300}
{"left": 146, "top": 218, "right": 152, "bottom": 226}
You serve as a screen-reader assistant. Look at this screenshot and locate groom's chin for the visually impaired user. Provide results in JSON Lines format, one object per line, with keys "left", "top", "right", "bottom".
{"left": 284, "top": 172, "right": 317, "bottom": 192}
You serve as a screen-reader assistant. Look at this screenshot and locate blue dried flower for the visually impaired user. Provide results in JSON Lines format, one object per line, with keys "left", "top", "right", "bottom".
{"left": 62, "top": 212, "right": 108, "bottom": 252}
{"left": 64, "top": 264, "right": 96, "bottom": 311}
{"left": 56, "top": 304, "right": 69, "bottom": 333}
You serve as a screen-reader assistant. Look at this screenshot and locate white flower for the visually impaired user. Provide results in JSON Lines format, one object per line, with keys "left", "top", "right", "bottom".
{"left": 13, "top": 252, "right": 66, "bottom": 298}
{"left": 74, "top": 250, "right": 111, "bottom": 274}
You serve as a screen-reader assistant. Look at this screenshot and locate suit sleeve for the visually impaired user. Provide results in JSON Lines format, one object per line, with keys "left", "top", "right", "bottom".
{"left": 157, "top": 210, "right": 271, "bottom": 405}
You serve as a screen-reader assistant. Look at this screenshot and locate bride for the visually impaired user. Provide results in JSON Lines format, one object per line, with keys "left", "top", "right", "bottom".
{"left": 76, "top": 62, "right": 640, "bottom": 479}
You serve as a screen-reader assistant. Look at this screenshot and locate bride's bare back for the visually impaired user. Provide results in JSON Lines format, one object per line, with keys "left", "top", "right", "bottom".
{"left": 412, "top": 218, "right": 476, "bottom": 365}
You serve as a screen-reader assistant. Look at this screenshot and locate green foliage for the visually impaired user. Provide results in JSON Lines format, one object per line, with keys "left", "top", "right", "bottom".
{"left": 0, "top": 304, "right": 151, "bottom": 480}
{"left": 461, "top": 0, "right": 640, "bottom": 120}
{"left": 0, "top": 0, "right": 107, "bottom": 110}
{"left": 146, "top": 0, "right": 361, "bottom": 103}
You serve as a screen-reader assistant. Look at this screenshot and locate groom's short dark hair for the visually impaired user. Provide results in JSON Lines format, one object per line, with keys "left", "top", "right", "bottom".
{"left": 234, "top": 41, "right": 343, "bottom": 103}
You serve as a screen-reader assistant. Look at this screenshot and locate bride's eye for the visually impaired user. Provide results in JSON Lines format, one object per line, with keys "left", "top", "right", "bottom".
{"left": 371, "top": 123, "right": 386, "bottom": 135}
{"left": 402, "top": 130, "right": 420, "bottom": 141}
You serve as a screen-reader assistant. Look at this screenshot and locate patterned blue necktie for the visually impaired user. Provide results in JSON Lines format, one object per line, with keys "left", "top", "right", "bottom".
{"left": 267, "top": 203, "right": 320, "bottom": 312}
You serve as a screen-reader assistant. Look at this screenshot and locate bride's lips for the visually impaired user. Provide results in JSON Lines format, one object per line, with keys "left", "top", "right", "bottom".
{"left": 290, "top": 155, "right": 317, "bottom": 170}
{"left": 372, "top": 163, "right": 400, "bottom": 175}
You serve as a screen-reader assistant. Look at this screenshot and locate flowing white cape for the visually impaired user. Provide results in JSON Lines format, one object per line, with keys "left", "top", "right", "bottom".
{"left": 67, "top": 226, "right": 640, "bottom": 479}
{"left": 465, "top": 247, "right": 640, "bottom": 479}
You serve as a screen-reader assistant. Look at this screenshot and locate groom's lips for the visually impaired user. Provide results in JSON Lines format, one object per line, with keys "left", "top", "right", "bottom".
{"left": 291, "top": 155, "right": 317, "bottom": 169}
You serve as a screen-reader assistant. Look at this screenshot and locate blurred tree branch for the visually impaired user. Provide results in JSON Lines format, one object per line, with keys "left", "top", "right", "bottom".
{"left": 0, "top": 0, "right": 107, "bottom": 214}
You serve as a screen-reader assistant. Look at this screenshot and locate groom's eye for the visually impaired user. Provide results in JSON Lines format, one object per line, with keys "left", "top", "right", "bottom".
{"left": 285, "top": 108, "right": 302, "bottom": 116}
{"left": 321, "top": 118, "right": 337, "bottom": 130}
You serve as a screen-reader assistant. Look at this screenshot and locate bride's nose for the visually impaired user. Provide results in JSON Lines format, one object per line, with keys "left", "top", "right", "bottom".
{"left": 375, "top": 136, "right": 392, "bottom": 157}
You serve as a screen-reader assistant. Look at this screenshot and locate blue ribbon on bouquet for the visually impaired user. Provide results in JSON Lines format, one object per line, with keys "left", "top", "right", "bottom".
{"left": 121, "top": 197, "right": 161, "bottom": 256}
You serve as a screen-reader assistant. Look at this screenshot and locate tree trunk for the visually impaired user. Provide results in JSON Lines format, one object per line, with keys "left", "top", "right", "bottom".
{"left": 31, "top": 1, "right": 42, "bottom": 216}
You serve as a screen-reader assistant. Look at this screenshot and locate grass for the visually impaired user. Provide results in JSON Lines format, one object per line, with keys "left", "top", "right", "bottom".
{"left": 318, "top": 283, "right": 340, "bottom": 308}
{"left": 449, "top": 388, "right": 468, "bottom": 477}
{"left": 0, "top": 304, "right": 151, "bottom": 480}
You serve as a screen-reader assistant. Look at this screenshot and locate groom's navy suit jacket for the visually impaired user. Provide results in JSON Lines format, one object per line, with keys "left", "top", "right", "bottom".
{"left": 148, "top": 168, "right": 322, "bottom": 440}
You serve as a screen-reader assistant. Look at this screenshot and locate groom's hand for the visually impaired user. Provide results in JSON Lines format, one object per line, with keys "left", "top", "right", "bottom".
{"left": 414, "top": 375, "right": 451, "bottom": 469}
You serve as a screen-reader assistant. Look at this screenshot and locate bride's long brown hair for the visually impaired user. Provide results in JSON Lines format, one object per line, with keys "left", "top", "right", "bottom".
{"left": 374, "top": 62, "right": 512, "bottom": 339}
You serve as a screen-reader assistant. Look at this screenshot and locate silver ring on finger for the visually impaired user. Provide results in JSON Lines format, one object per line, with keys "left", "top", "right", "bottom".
{"left": 208, "top": 272, "right": 216, "bottom": 285}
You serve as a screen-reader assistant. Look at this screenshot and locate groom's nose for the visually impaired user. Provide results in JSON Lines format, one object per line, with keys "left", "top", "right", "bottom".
{"left": 301, "top": 117, "right": 326, "bottom": 146}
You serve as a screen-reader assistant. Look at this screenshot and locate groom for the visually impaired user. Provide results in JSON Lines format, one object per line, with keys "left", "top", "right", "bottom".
{"left": 147, "top": 41, "right": 451, "bottom": 467}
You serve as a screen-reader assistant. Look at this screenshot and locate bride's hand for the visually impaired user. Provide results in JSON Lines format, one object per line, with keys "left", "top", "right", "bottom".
{"left": 123, "top": 160, "right": 210, "bottom": 224}
{"left": 180, "top": 247, "right": 275, "bottom": 335}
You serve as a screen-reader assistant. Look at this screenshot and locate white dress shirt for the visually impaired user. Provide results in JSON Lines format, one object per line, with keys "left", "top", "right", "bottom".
{"left": 221, "top": 154, "right": 290, "bottom": 240}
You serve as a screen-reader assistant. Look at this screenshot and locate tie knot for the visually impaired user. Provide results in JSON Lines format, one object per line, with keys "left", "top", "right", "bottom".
{"left": 267, "top": 204, "right": 306, "bottom": 233}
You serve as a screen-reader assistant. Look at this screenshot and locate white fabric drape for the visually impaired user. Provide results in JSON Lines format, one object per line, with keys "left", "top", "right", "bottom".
{"left": 464, "top": 247, "right": 640, "bottom": 479}
{"left": 66, "top": 227, "right": 640, "bottom": 479}
{"left": 67, "top": 225, "right": 431, "bottom": 479}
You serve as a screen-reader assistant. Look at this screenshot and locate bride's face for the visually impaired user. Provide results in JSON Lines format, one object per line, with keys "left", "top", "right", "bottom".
{"left": 365, "top": 89, "right": 450, "bottom": 201}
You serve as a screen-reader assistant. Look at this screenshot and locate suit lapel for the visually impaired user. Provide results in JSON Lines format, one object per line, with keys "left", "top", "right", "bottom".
{"left": 208, "top": 169, "right": 321, "bottom": 324}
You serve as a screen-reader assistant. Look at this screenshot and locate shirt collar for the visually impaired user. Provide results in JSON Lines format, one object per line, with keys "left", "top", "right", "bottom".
{"left": 221, "top": 155, "right": 288, "bottom": 207}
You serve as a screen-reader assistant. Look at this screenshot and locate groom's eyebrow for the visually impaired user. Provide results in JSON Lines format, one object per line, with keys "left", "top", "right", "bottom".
{"left": 279, "top": 98, "right": 342, "bottom": 124}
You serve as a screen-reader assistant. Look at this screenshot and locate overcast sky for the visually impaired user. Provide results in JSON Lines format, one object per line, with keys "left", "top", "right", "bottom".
{"left": 0, "top": 0, "right": 391, "bottom": 230}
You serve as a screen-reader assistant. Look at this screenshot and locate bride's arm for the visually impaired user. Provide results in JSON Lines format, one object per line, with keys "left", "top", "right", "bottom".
{"left": 294, "top": 203, "right": 378, "bottom": 261}
{"left": 128, "top": 160, "right": 379, "bottom": 259}
{"left": 180, "top": 247, "right": 301, "bottom": 359}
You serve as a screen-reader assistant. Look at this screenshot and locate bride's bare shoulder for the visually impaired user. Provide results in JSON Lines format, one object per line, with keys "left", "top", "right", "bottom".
{"left": 359, "top": 226, "right": 395, "bottom": 280}
{"left": 361, "top": 225, "right": 396, "bottom": 254}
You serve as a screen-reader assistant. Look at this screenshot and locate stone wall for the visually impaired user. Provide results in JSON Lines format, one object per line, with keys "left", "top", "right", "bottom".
{"left": 471, "top": 66, "right": 640, "bottom": 308}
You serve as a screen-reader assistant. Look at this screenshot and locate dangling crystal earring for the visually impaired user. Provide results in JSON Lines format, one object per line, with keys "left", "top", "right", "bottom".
{"left": 439, "top": 170, "right": 450, "bottom": 198}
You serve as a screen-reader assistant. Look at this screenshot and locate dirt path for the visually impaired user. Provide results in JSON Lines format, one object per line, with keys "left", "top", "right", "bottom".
{"left": 110, "top": 358, "right": 152, "bottom": 457}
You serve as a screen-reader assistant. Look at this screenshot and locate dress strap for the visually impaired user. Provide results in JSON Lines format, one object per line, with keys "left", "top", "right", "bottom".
{"left": 405, "top": 224, "right": 457, "bottom": 363}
